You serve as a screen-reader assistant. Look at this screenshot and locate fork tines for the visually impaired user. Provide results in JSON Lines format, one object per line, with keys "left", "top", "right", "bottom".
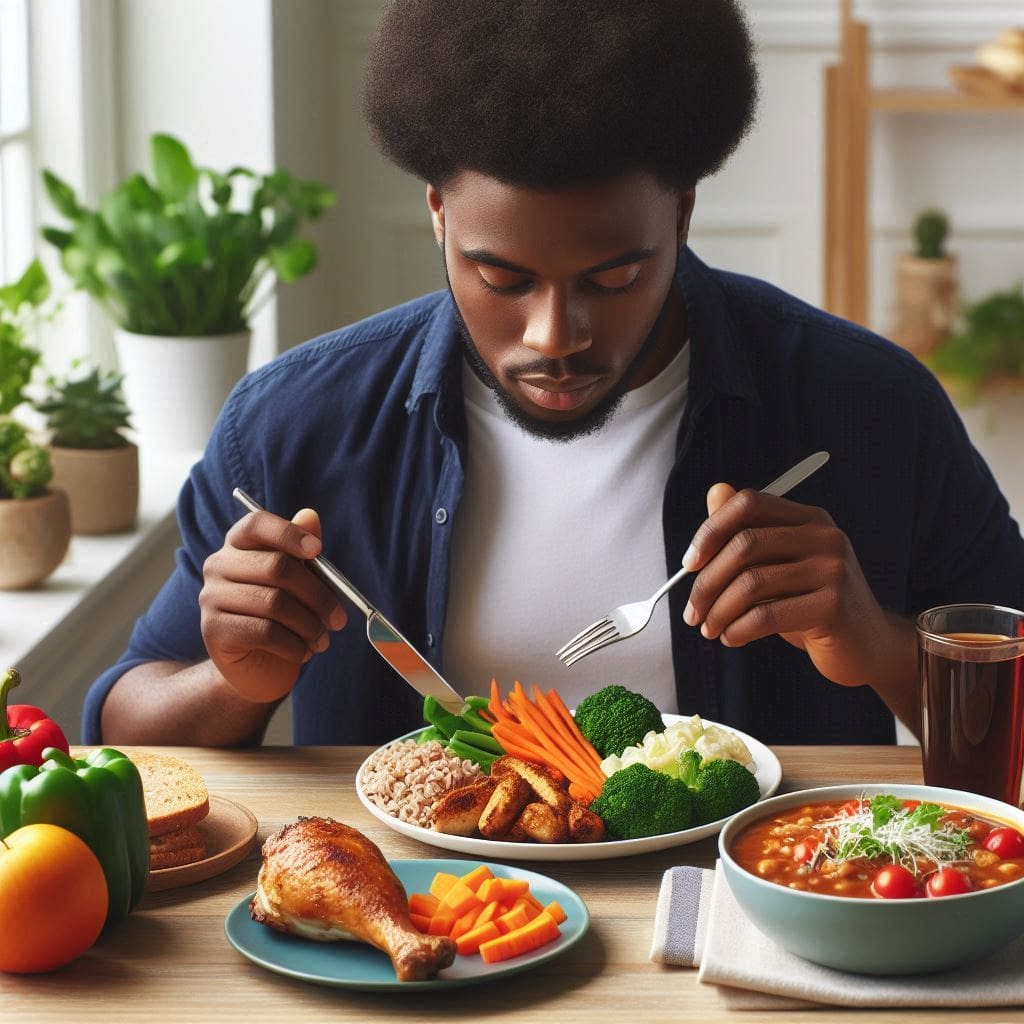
{"left": 555, "top": 617, "right": 618, "bottom": 665}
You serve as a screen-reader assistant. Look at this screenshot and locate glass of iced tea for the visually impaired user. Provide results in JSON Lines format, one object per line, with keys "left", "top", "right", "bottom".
{"left": 918, "top": 604, "right": 1024, "bottom": 806}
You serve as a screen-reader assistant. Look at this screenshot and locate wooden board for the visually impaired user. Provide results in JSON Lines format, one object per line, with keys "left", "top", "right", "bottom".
{"left": 948, "top": 65, "right": 1024, "bottom": 102}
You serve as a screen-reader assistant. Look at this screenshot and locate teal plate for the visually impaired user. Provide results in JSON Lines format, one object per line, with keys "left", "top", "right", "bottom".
{"left": 224, "top": 858, "right": 589, "bottom": 991}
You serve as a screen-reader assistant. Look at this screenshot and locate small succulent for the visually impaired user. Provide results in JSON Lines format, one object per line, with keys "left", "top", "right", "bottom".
{"left": 33, "top": 364, "right": 132, "bottom": 449}
{"left": 0, "top": 415, "right": 52, "bottom": 500}
{"left": 914, "top": 210, "right": 949, "bottom": 261}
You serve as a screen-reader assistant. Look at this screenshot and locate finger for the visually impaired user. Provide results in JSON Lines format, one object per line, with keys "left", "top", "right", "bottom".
{"left": 204, "top": 548, "right": 345, "bottom": 632}
{"left": 206, "top": 611, "right": 313, "bottom": 666}
{"left": 706, "top": 482, "right": 736, "bottom": 517}
{"left": 291, "top": 507, "right": 322, "bottom": 544}
{"left": 711, "top": 591, "right": 834, "bottom": 649}
{"left": 684, "top": 488, "right": 831, "bottom": 573}
{"left": 696, "top": 558, "right": 822, "bottom": 641}
{"left": 227, "top": 508, "right": 322, "bottom": 559}
{"left": 204, "top": 580, "right": 332, "bottom": 651}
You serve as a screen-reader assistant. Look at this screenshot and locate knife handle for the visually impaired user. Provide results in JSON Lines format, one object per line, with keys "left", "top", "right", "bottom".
{"left": 232, "top": 487, "right": 373, "bottom": 618}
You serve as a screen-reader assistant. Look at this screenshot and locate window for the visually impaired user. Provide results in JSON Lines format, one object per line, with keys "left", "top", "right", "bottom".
{"left": 0, "top": 0, "right": 33, "bottom": 286}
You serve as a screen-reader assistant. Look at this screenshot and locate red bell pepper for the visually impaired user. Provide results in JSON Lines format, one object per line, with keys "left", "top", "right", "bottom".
{"left": 0, "top": 668, "right": 69, "bottom": 772}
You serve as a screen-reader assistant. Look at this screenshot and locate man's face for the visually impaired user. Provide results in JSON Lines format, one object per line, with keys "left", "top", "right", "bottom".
{"left": 428, "top": 171, "right": 693, "bottom": 441}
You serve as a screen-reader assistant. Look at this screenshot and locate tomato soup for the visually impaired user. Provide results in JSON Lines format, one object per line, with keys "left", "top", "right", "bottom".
{"left": 730, "top": 794, "right": 1024, "bottom": 899}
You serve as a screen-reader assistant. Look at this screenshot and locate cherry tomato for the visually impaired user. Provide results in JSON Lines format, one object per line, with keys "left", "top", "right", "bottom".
{"left": 983, "top": 827, "right": 1024, "bottom": 859}
{"left": 838, "top": 799, "right": 865, "bottom": 817}
{"left": 871, "top": 864, "right": 920, "bottom": 899}
{"left": 901, "top": 799, "right": 921, "bottom": 813}
{"left": 925, "top": 868, "right": 972, "bottom": 898}
{"left": 793, "top": 838, "right": 819, "bottom": 863}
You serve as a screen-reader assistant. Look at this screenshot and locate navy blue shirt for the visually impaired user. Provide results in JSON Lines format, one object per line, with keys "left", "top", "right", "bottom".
{"left": 82, "top": 249, "right": 1024, "bottom": 746}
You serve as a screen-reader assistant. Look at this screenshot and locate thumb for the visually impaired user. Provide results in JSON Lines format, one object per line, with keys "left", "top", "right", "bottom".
{"left": 707, "top": 482, "right": 737, "bottom": 517}
{"left": 291, "top": 507, "right": 322, "bottom": 546}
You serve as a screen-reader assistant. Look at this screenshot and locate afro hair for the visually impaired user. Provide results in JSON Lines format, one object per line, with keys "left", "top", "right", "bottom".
{"left": 363, "top": 0, "right": 759, "bottom": 191}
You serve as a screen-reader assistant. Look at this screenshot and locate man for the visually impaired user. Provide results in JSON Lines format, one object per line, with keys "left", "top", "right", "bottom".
{"left": 84, "top": 0, "right": 1024, "bottom": 748}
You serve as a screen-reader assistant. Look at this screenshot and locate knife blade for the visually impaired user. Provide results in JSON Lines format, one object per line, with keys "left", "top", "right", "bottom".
{"left": 231, "top": 488, "right": 468, "bottom": 716}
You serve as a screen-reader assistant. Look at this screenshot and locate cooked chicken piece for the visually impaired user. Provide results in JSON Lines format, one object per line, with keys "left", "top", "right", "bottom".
{"left": 431, "top": 777, "right": 496, "bottom": 835}
{"left": 518, "top": 802, "right": 570, "bottom": 844}
{"left": 479, "top": 772, "right": 532, "bottom": 838}
{"left": 250, "top": 816, "right": 455, "bottom": 982}
{"left": 494, "top": 756, "right": 573, "bottom": 813}
{"left": 492, "top": 754, "right": 567, "bottom": 789}
{"left": 568, "top": 801, "right": 606, "bottom": 843}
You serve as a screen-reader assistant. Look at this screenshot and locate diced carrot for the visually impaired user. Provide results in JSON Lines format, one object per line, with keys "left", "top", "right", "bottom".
{"left": 495, "top": 903, "right": 532, "bottom": 934}
{"left": 409, "top": 912, "right": 432, "bottom": 933}
{"left": 511, "top": 896, "right": 540, "bottom": 921}
{"left": 450, "top": 904, "right": 483, "bottom": 940}
{"left": 521, "top": 891, "right": 544, "bottom": 913}
{"left": 478, "top": 876, "right": 529, "bottom": 905}
{"left": 479, "top": 911, "right": 561, "bottom": 963}
{"left": 429, "top": 871, "right": 459, "bottom": 900}
{"left": 439, "top": 880, "right": 484, "bottom": 917}
{"left": 473, "top": 900, "right": 501, "bottom": 929}
{"left": 428, "top": 907, "right": 457, "bottom": 936}
{"left": 543, "top": 900, "right": 567, "bottom": 925}
{"left": 408, "top": 891, "right": 440, "bottom": 918}
{"left": 455, "top": 920, "right": 502, "bottom": 956}
{"left": 459, "top": 864, "right": 494, "bottom": 893}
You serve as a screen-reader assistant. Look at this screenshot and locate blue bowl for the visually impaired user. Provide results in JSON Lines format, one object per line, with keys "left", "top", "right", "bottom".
{"left": 719, "top": 783, "right": 1024, "bottom": 975}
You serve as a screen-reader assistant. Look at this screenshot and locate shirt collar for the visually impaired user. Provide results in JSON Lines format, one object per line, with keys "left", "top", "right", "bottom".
{"left": 405, "top": 246, "right": 761, "bottom": 415}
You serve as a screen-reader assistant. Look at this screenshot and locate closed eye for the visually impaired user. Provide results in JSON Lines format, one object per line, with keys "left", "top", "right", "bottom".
{"left": 477, "top": 266, "right": 532, "bottom": 295}
{"left": 586, "top": 263, "right": 643, "bottom": 293}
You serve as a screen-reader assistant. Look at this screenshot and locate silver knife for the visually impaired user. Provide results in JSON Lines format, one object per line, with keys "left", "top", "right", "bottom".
{"left": 232, "top": 488, "right": 468, "bottom": 716}
{"left": 760, "top": 450, "right": 830, "bottom": 498}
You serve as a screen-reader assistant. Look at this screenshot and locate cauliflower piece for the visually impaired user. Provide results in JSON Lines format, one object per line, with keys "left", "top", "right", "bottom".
{"left": 695, "top": 724, "right": 755, "bottom": 771}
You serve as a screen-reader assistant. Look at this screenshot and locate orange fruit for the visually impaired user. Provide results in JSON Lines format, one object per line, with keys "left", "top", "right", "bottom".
{"left": 0, "top": 823, "right": 108, "bottom": 973}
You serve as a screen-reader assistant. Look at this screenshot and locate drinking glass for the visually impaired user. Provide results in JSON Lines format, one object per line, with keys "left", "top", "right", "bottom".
{"left": 918, "top": 604, "right": 1024, "bottom": 806}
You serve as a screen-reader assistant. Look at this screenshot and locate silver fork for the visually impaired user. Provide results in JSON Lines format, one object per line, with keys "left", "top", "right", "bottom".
{"left": 555, "top": 451, "right": 830, "bottom": 666}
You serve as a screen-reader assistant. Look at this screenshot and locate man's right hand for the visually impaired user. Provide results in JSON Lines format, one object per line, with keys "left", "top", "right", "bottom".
{"left": 198, "top": 507, "right": 348, "bottom": 703}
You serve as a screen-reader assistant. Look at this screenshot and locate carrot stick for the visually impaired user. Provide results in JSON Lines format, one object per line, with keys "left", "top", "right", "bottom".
{"left": 509, "top": 690, "right": 605, "bottom": 793}
{"left": 533, "top": 686, "right": 605, "bottom": 777}
{"left": 501, "top": 701, "right": 583, "bottom": 784}
{"left": 491, "top": 723, "right": 555, "bottom": 765}
{"left": 546, "top": 689, "right": 605, "bottom": 772}
{"left": 489, "top": 678, "right": 514, "bottom": 723}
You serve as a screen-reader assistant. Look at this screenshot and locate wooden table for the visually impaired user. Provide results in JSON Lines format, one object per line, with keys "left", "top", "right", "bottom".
{"left": 4, "top": 745, "right": 1021, "bottom": 1023}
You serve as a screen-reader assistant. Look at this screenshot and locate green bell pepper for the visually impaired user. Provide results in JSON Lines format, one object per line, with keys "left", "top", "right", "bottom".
{"left": 0, "top": 746, "right": 149, "bottom": 925}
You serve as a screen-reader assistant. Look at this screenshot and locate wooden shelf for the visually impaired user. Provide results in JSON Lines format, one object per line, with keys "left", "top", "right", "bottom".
{"left": 823, "top": 2, "right": 1024, "bottom": 327}
{"left": 871, "top": 89, "right": 1024, "bottom": 113}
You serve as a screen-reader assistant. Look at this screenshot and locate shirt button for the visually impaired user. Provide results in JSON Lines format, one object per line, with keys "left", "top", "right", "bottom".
{"left": 434, "top": 507, "right": 448, "bottom": 525}
{"left": 426, "top": 633, "right": 435, "bottom": 647}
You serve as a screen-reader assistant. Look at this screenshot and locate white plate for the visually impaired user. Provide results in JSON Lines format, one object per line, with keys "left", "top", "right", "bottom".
{"left": 356, "top": 714, "right": 783, "bottom": 862}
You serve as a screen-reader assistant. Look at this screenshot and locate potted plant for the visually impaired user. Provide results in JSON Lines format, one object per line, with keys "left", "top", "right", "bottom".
{"left": 0, "top": 259, "right": 70, "bottom": 590}
{"left": 891, "top": 209, "right": 958, "bottom": 359}
{"left": 41, "top": 133, "right": 336, "bottom": 452}
{"left": 928, "top": 282, "right": 1024, "bottom": 401}
{"left": 32, "top": 364, "right": 138, "bottom": 535}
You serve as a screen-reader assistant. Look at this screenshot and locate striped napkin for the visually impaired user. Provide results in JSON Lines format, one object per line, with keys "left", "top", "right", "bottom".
{"left": 650, "top": 863, "right": 1024, "bottom": 1010}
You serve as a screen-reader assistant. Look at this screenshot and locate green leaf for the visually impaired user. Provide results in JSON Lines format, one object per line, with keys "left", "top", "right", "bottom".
{"left": 41, "top": 227, "right": 73, "bottom": 251}
{"left": 42, "top": 170, "right": 83, "bottom": 220}
{"left": 150, "top": 134, "right": 198, "bottom": 202}
{"left": 155, "top": 237, "right": 208, "bottom": 272}
{"left": 869, "top": 794, "right": 902, "bottom": 828}
{"left": 268, "top": 237, "right": 316, "bottom": 282}
{"left": 0, "top": 259, "right": 49, "bottom": 312}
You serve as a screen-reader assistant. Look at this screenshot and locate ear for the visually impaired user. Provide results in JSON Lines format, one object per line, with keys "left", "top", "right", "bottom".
{"left": 677, "top": 188, "right": 696, "bottom": 250}
{"left": 426, "top": 183, "right": 445, "bottom": 247}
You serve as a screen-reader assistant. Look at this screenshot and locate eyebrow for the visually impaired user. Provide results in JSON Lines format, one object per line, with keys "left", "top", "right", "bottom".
{"left": 460, "top": 247, "right": 657, "bottom": 276}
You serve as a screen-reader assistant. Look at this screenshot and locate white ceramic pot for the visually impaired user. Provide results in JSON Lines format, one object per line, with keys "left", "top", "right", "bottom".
{"left": 113, "top": 329, "right": 251, "bottom": 453}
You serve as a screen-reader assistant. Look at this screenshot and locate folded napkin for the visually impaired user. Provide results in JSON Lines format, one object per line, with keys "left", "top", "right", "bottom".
{"left": 651, "top": 863, "right": 1024, "bottom": 1010}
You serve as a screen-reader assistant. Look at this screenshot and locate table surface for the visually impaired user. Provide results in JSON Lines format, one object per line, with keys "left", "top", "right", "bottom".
{"left": 4, "top": 744, "right": 1020, "bottom": 1023}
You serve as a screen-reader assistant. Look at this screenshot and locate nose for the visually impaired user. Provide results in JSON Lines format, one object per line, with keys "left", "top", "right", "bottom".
{"left": 521, "top": 284, "right": 592, "bottom": 359}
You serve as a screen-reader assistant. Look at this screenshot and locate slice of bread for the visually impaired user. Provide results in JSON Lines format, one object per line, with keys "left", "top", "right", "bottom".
{"left": 130, "top": 751, "right": 211, "bottom": 837}
{"left": 150, "top": 824, "right": 205, "bottom": 854}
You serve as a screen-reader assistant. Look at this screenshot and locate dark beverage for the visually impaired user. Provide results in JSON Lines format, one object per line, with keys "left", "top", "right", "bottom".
{"left": 920, "top": 632, "right": 1024, "bottom": 805}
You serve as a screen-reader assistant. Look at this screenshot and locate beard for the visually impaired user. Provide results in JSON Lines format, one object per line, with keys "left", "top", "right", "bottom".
{"left": 443, "top": 258, "right": 675, "bottom": 443}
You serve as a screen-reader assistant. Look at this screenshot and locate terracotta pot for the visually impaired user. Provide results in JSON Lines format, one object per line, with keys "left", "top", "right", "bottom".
{"left": 891, "top": 254, "right": 958, "bottom": 358}
{"left": 0, "top": 489, "right": 72, "bottom": 590}
{"left": 49, "top": 443, "right": 139, "bottom": 535}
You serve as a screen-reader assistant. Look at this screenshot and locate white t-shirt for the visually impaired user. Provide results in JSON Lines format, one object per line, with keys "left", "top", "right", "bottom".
{"left": 444, "top": 343, "right": 690, "bottom": 711}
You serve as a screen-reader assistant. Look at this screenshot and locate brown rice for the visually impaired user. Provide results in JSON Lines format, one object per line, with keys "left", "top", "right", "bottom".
{"left": 360, "top": 739, "right": 484, "bottom": 828}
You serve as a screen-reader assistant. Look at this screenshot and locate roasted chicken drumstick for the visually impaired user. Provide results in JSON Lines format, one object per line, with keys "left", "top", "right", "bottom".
{"left": 250, "top": 816, "right": 456, "bottom": 981}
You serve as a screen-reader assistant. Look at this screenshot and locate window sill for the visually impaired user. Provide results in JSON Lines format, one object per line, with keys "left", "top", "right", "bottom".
{"left": 0, "top": 448, "right": 197, "bottom": 741}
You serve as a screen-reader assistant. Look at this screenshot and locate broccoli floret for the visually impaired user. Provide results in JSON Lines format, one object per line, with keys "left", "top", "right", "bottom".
{"left": 574, "top": 684, "right": 664, "bottom": 758}
{"left": 679, "top": 750, "right": 760, "bottom": 825}
{"left": 589, "top": 762, "right": 693, "bottom": 839}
